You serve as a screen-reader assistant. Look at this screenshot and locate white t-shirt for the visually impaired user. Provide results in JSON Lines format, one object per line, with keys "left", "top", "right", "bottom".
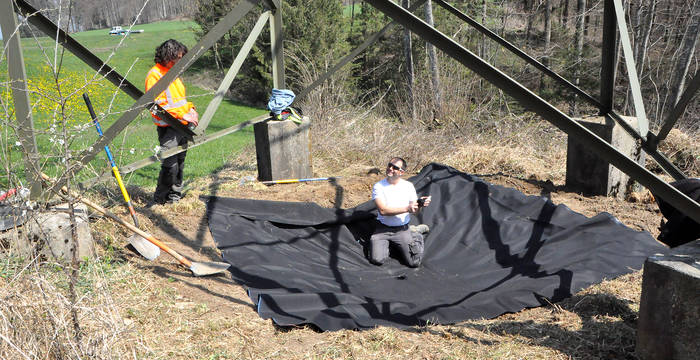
{"left": 372, "top": 178, "right": 418, "bottom": 226}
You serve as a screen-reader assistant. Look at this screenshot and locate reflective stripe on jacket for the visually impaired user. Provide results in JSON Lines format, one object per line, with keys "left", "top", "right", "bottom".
{"left": 145, "top": 63, "right": 194, "bottom": 127}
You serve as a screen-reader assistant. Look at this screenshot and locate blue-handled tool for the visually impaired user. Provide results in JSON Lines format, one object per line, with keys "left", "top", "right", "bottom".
{"left": 260, "top": 177, "right": 340, "bottom": 185}
{"left": 83, "top": 93, "right": 160, "bottom": 260}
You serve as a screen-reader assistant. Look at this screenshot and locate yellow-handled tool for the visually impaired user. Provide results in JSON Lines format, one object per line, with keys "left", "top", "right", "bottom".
{"left": 40, "top": 173, "right": 229, "bottom": 276}
{"left": 83, "top": 93, "right": 160, "bottom": 260}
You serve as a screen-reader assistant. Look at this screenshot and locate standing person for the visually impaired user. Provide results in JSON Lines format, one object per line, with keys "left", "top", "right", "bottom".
{"left": 146, "top": 39, "right": 199, "bottom": 205}
{"left": 369, "top": 157, "right": 431, "bottom": 267}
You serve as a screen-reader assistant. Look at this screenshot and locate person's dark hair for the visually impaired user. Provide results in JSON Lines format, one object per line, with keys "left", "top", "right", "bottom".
{"left": 154, "top": 39, "right": 188, "bottom": 66}
{"left": 390, "top": 157, "right": 407, "bottom": 171}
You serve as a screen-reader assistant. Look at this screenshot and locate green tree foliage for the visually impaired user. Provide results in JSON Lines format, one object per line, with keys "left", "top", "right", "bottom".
{"left": 193, "top": 0, "right": 350, "bottom": 105}
{"left": 347, "top": 2, "right": 471, "bottom": 114}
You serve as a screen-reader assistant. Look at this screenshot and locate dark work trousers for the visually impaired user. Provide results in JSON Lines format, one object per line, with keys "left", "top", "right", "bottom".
{"left": 369, "top": 222, "right": 424, "bottom": 268}
{"left": 154, "top": 126, "right": 187, "bottom": 203}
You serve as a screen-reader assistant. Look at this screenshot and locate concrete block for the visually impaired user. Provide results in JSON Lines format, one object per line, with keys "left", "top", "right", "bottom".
{"left": 22, "top": 203, "right": 96, "bottom": 261}
{"left": 254, "top": 118, "right": 313, "bottom": 181}
{"left": 566, "top": 115, "right": 643, "bottom": 198}
{"left": 636, "top": 240, "right": 700, "bottom": 360}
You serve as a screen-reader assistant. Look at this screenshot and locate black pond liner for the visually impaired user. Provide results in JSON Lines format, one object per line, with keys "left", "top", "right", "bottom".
{"left": 205, "top": 163, "right": 667, "bottom": 331}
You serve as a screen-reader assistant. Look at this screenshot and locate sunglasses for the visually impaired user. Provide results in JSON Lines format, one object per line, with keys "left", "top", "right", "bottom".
{"left": 387, "top": 163, "right": 403, "bottom": 171}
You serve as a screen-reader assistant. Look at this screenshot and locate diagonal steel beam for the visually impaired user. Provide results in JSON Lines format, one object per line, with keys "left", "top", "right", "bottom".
{"left": 600, "top": 0, "right": 618, "bottom": 113}
{"left": 434, "top": 0, "right": 682, "bottom": 180}
{"left": 433, "top": 0, "right": 603, "bottom": 110}
{"left": 47, "top": 0, "right": 259, "bottom": 195}
{"left": 656, "top": 70, "right": 700, "bottom": 143}
{"left": 196, "top": 11, "right": 270, "bottom": 135}
{"left": 82, "top": 114, "right": 270, "bottom": 188}
{"left": 73, "top": 0, "right": 259, "bottom": 166}
{"left": 269, "top": 1, "right": 285, "bottom": 89}
{"left": 106, "top": 0, "right": 430, "bottom": 184}
{"left": 296, "top": 0, "right": 427, "bottom": 100}
{"left": 0, "top": 0, "right": 42, "bottom": 197}
{"left": 612, "top": 0, "right": 648, "bottom": 138}
{"left": 363, "top": 0, "right": 700, "bottom": 224}
{"left": 13, "top": 0, "right": 191, "bottom": 135}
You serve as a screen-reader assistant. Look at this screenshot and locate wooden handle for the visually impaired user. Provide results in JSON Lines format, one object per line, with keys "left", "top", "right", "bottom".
{"left": 39, "top": 173, "right": 192, "bottom": 267}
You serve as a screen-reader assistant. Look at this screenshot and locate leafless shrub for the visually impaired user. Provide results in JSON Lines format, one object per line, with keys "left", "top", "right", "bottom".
{"left": 0, "top": 8, "right": 155, "bottom": 358}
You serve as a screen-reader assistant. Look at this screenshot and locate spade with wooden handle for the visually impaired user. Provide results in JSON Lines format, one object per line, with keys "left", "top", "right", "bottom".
{"left": 40, "top": 173, "right": 230, "bottom": 276}
{"left": 83, "top": 93, "right": 160, "bottom": 261}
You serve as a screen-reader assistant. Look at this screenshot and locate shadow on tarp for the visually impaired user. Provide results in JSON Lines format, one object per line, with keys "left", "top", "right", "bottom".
{"left": 204, "top": 163, "right": 668, "bottom": 331}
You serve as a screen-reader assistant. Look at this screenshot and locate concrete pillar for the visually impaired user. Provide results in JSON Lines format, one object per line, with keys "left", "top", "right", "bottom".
{"left": 254, "top": 118, "right": 313, "bottom": 181}
{"left": 566, "top": 115, "right": 642, "bottom": 198}
{"left": 636, "top": 240, "right": 700, "bottom": 360}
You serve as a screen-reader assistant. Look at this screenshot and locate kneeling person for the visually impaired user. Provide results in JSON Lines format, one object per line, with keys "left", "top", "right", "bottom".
{"left": 370, "top": 157, "right": 431, "bottom": 267}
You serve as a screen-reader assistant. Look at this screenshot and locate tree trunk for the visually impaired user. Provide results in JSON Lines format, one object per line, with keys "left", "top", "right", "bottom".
{"left": 570, "top": 0, "right": 586, "bottom": 115}
{"left": 425, "top": 0, "right": 442, "bottom": 119}
{"left": 663, "top": 0, "right": 671, "bottom": 43}
{"left": 351, "top": 0, "right": 355, "bottom": 31}
{"left": 501, "top": 0, "right": 510, "bottom": 36}
{"left": 562, "top": 0, "right": 570, "bottom": 29}
{"left": 540, "top": 0, "right": 553, "bottom": 91}
{"left": 665, "top": 0, "right": 700, "bottom": 117}
{"left": 480, "top": 0, "right": 488, "bottom": 59}
{"left": 525, "top": 0, "right": 535, "bottom": 46}
{"left": 626, "top": 0, "right": 656, "bottom": 114}
{"left": 584, "top": 0, "right": 590, "bottom": 38}
{"left": 402, "top": 0, "right": 416, "bottom": 122}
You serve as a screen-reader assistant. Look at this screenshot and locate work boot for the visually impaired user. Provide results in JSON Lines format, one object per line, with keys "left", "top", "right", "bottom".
{"left": 409, "top": 224, "right": 430, "bottom": 234}
{"left": 166, "top": 194, "right": 181, "bottom": 204}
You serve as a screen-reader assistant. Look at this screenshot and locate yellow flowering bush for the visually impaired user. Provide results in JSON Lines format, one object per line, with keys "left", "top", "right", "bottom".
{"left": 24, "top": 66, "right": 111, "bottom": 128}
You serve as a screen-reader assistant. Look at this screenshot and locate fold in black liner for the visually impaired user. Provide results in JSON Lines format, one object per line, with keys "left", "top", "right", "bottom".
{"left": 206, "top": 163, "right": 667, "bottom": 331}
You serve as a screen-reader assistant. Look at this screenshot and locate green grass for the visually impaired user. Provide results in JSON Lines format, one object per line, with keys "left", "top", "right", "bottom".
{"left": 0, "top": 20, "right": 265, "bottom": 188}
{"left": 343, "top": 3, "right": 363, "bottom": 17}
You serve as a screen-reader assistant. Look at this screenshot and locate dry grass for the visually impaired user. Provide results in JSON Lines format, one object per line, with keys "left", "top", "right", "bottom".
{"left": 655, "top": 128, "right": 700, "bottom": 177}
{"left": 1, "top": 251, "right": 649, "bottom": 359}
{"left": 0, "top": 255, "right": 142, "bottom": 359}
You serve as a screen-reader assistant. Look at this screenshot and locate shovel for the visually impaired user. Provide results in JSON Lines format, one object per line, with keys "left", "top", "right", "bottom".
{"left": 40, "top": 173, "right": 230, "bottom": 277}
{"left": 83, "top": 93, "right": 160, "bottom": 261}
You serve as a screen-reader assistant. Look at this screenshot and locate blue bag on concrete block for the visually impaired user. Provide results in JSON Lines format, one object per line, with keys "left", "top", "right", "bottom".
{"left": 268, "top": 89, "right": 295, "bottom": 115}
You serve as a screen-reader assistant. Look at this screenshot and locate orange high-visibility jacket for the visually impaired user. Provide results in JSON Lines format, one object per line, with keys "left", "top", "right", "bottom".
{"left": 145, "top": 63, "right": 194, "bottom": 127}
